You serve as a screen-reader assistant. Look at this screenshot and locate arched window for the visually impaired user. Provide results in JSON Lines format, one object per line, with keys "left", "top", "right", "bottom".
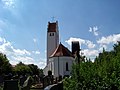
{"left": 66, "top": 62, "right": 69, "bottom": 71}
{"left": 49, "top": 33, "right": 54, "bottom": 36}
{"left": 50, "top": 33, "right": 51, "bottom": 36}
{"left": 52, "top": 33, "right": 54, "bottom": 36}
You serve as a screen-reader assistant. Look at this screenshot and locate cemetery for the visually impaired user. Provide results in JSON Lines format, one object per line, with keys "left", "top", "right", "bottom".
{"left": 0, "top": 68, "right": 64, "bottom": 90}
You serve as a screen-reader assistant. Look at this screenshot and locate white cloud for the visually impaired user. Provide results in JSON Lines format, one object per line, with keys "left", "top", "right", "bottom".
{"left": 9, "top": 56, "right": 46, "bottom": 69}
{"left": 1, "top": 0, "right": 21, "bottom": 18}
{"left": 0, "top": 40, "right": 14, "bottom": 55}
{"left": 9, "top": 55, "right": 37, "bottom": 67}
{"left": 65, "top": 37, "right": 99, "bottom": 60}
{"left": 0, "top": 37, "right": 31, "bottom": 56}
{"left": 0, "top": 37, "right": 46, "bottom": 69}
{"left": 2, "top": 0, "right": 16, "bottom": 9}
{"left": 89, "top": 26, "right": 99, "bottom": 36}
{"left": 9, "top": 59, "right": 18, "bottom": 65}
{"left": 12, "top": 56, "right": 34, "bottom": 63}
{"left": 38, "top": 60, "right": 46, "bottom": 69}
{"left": 97, "top": 34, "right": 120, "bottom": 44}
{"left": 65, "top": 34, "right": 120, "bottom": 62}
{"left": 82, "top": 49, "right": 99, "bottom": 57}
{"left": 86, "top": 40, "right": 96, "bottom": 49}
{"left": 14, "top": 49, "right": 31, "bottom": 56}
{"left": 65, "top": 37, "right": 85, "bottom": 46}
{"left": 32, "top": 51, "right": 40, "bottom": 55}
{"left": 0, "top": 37, "right": 6, "bottom": 44}
{"left": 65, "top": 37, "right": 95, "bottom": 49}
{"left": 99, "top": 44, "right": 107, "bottom": 52}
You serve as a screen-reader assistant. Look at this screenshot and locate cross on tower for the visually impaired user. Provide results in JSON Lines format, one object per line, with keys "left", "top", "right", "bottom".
{"left": 51, "top": 16, "right": 56, "bottom": 22}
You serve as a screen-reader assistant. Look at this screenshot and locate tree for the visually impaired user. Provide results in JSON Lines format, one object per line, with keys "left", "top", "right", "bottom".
{"left": 13, "top": 62, "right": 43, "bottom": 76}
{"left": 64, "top": 41, "right": 120, "bottom": 89}
{"left": 28, "top": 64, "right": 42, "bottom": 75}
{"left": 0, "top": 53, "right": 12, "bottom": 75}
{"left": 13, "top": 62, "right": 32, "bottom": 75}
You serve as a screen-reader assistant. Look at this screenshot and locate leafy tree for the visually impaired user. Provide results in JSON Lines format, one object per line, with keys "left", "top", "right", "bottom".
{"left": 13, "top": 62, "right": 43, "bottom": 76}
{"left": 0, "top": 53, "right": 12, "bottom": 75}
{"left": 13, "top": 62, "right": 32, "bottom": 75}
{"left": 64, "top": 42, "right": 120, "bottom": 90}
{"left": 28, "top": 64, "right": 43, "bottom": 76}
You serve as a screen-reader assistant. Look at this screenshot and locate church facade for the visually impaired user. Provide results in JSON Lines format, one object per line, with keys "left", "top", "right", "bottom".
{"left": 43, "top": 21, "right": 75, "bottom": 78}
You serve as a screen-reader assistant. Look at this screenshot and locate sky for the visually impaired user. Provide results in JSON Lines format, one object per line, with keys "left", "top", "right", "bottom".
{"left": 0, "top": 0, "right": 120, "bottom": 69}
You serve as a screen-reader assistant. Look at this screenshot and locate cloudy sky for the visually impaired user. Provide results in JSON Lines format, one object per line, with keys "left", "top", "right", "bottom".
{"left": 0, "top": 0, "right": 120, "bottom": 69}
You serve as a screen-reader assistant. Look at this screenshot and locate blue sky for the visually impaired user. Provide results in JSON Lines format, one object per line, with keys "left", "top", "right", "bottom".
{"left": 0, "top": 0, "right": 120, "bottom": 69}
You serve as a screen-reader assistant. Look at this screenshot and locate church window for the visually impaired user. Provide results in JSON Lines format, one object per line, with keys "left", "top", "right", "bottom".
{"left": 49, "top": 33, "right": 54, "bottom": 36}
{"left": 50, "top": 33, "right": 52, "bottom": 36}
{"left": 52, "top": 33, "right": 54, "bottom": 36}
{"left": 66, "top": 62, "right": 69, "bottom": 71}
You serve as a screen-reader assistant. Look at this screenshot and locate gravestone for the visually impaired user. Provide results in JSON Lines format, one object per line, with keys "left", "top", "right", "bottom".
{"left": 43, "top": 76, "right": 48, "bottom": 88}
{"left": 43, "top": 71, "right": 53, "bottom": 88}
{"left": 19, "top": 75, "right": 27, "bottom": 86}
{"left": 0, "top": 75, "right": 4, "bottom": 84}
{"left": 33, "top": 75, "right": 40, "bottom": 84}
{"left": 50, "top": 81, "right": 63, "bottom": 90}
{"left": 44, "top": 82, "right": 63, "bottom": 90}
{"left": 3, "top": 80, "right": 19, "bottom": 90}
{"left": 21, "top": 76, "right": 33, "bottom": 90}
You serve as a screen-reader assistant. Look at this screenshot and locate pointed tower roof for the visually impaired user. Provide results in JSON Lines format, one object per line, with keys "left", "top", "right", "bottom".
{"left": 47, "top": 21, "right": 58, "bottom": 32}
{"left": 50, "top": 43, "right": 73, "bottom": 57}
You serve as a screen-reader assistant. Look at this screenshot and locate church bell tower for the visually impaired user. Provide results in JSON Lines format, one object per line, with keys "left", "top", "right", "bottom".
{"left": 47, "top": 21, "right": 59, "bottom": 64}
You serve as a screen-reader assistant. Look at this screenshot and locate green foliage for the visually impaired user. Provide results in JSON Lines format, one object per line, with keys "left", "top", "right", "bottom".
{"left": 13, "top": 62, "right": 43, "bottom": 76}
{"left": 0, "top": 52, "right": 43, "bottom": 76}
{"left": 28, "top": 64, "right": 43, "bottom": 76}
{"left": 64, "top": 42, "right": 120, "bottom": 90}
{"left": 0, "top": 53, "right": 12, "bottom": 74}
{"left": 13, "top": 62, "right": 32, "bottom": 75}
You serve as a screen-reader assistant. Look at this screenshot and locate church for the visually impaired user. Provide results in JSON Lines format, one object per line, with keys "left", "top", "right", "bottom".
{"left": 43, "top": 21, "right": 80, "bottom": 78}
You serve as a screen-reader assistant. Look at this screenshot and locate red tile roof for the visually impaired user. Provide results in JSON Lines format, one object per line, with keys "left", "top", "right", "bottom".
{"left": 50, "top": 43, "right": 73, "bottom": 57}
{"left": 47, "top": 21, "right": 58, "bottom": 32}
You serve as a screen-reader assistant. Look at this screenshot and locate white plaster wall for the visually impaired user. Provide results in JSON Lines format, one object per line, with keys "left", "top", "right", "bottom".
{"left": 51, "top": 57, "right": 74, "bottom": 77}
{"left": 43, "top": 66, "right": 48, "bottom": 76}
{"left": 43, "top": 61, "right": 52, "bottom": 76}
{"left": 44, "top": 56, "right": 74, "bottom": 77}
{"left": 53, "top": 57, "right": 59, "bottom": 77}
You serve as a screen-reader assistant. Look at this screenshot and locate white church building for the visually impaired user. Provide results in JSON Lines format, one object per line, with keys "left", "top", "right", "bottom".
{"left": 43, "top": 21, "right": 75, "bottom": 78}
